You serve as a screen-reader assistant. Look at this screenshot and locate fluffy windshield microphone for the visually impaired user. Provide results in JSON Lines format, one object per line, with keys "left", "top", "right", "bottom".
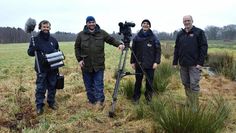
{"left": 25, "top": 18, "right": 41, "bottom": 73}
{"left": 25, "top": 18, "right": 36, "bottom": 33}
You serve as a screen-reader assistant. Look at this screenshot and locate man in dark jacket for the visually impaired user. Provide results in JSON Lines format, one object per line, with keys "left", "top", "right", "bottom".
{"left": 130, "top": 19, "right": 161, "bottom": 103}
{"left": 28, "top": 20, "right": 59, "bottom": 115}
{"left": 74, "top": 16, "right": 124, "bottom": 107}
{"left": 173, "top": 15, "right": 208, "bottom": 110}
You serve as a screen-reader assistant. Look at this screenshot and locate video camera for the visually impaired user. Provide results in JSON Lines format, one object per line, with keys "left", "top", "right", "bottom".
{"left": 118, "top": 21, "right": 135, "bottom": 44}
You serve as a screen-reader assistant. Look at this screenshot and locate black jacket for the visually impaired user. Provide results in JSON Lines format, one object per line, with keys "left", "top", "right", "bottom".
{"left": 130, "top": 29, "right": 161, "bottom": 69}
{"left": 173, "top": 26, "right": 208, "bottom": 67}
{"left": 28, "top": 31, "right": 59, "bottom": 73}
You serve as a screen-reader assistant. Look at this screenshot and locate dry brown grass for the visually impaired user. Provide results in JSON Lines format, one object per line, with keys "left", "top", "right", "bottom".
{"left": 200, "top": 76, "right": 236, "bottom": 132}
{"left": 0, "top": 43, "right": 236, "bottom": 132}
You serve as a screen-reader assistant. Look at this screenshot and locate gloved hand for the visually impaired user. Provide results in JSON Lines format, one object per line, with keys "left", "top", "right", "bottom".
{"left": 31, "top": 46, "right": 37, "bottom": 51}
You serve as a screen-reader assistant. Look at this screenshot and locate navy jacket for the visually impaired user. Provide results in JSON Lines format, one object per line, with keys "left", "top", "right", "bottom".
{"left": 131, "top": 29, "right": 161, "bottom": 69}
{"left": 173, "top": 26, "right": 208, "bottom": 67}
{"left": 28, "top": 31, "right": 59, "bottom": 73}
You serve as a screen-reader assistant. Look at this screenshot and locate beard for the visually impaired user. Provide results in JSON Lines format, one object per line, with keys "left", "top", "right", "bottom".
{"left": 39, "top": 31, "right": 50, "bottom": 40}
{"left": 88, "top": 26, "right": 95, "bottom": 31}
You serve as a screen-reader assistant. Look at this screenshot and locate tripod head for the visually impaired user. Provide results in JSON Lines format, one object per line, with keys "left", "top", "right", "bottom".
{"left": 118, "top": 21, "right": 135, "bottom": 47}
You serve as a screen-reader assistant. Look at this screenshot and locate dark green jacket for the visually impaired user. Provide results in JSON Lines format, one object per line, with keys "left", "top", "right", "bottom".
{"left": 75, "top": 24, "right": 121, "bottom": 72}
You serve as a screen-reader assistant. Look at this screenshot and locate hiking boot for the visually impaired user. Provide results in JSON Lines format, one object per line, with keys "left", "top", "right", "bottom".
{"left": 146, "top": 100, "right": 152, "bottom": 105}
{"left": 36, "top": 108, "right": 44, "bottom": 115}
{"left": 86, "top": 102, "right": 96, "bottom": 110}
{"left": 132, "top": 99, "right": 139, "bottom": 105}
{"left": 95, "top": 101, "right": 104, "bottom": 111}
{"left": 49, "top": 104, "right": 58, "bottom": 110}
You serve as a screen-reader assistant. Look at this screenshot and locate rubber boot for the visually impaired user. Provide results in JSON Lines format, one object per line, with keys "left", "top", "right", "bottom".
{"left": 185, "top": 89, "right": 191, "bottom": 107}
{"left": 189, "top": 91, "right": 199, "bottom": 112}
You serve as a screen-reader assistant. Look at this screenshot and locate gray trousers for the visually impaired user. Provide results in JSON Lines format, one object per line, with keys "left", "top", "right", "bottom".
{"left": 180, "top": 66, "right": 200, "bottom": 92}
{"left": 180, "top": 66, "right": 201, "bottom": 111}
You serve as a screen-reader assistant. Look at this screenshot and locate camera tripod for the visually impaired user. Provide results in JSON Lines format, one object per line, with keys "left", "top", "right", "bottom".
{"left": 109, "top": 40, "right": 154, "bottom": 118}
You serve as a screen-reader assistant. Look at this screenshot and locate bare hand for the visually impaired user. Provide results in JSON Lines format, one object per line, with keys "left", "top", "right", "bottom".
{"left": 196, "top": 64, "right": 202, "bottom": 69}
{"left": 131, "top": 63, "right": 135, "bottom": 69}
{"left": 153, "top": 63, "right": 158, "bottom": 69}
{"left": 118, "top": 44, "right": 125, "bottom": 50}
{"left": 79, "top": 60, "right": 84, "bottom": 67}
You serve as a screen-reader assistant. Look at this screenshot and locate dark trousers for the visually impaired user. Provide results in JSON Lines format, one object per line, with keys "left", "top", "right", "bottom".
{"left": 35, "top": 70, "right": 57, "bottom": 109}
{"left": 82, "top": 69, "right": 104, "bottom": 104}
{"left": 133, "top": 66, "right": 154, "bottom": 102}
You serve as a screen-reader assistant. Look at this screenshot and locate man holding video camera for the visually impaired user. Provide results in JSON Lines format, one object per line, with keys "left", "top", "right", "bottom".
{"left": 27, "top": 20, "right": 59, "bottom": 115}
{"left": 74, "top": 16, "right": 124, "bottom": 108}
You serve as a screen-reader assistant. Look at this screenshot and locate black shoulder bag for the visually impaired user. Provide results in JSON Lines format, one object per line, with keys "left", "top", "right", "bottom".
{"left": 56, "top": 73, "right": 64, "bottom": 89}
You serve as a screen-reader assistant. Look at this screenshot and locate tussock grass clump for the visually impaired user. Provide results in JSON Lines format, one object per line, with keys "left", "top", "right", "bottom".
{"left": 206, "top": 52, "right": 236, "bottom": 80}
{"left": 149, "top": 95, "right": 231, "bottom": 133}
{"left": 135, "top": 101, "right": 151, "bottom": 120}
{"left": 153, "top": 62, "right": 177, "bottom": 92}
{"left": 161, "top": 43, "right": 174, "bottom": 59}
{"left": 120, "top": 79, "right": 134, "bottom": 100}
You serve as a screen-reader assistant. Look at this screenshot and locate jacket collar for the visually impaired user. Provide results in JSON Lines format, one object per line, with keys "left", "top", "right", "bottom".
{"left": 137, "top": 29, "right": 153, "bottom": 38}
{"left": 182, "top": 26, "right": 196, "bottom": 33}
{"left": 83, "top": 24, "right": 101, "bottom": 34}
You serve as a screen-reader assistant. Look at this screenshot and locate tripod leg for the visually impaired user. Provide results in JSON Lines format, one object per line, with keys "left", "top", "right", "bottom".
{"left": 109, "top": 71, "right": 121, "bottom": 117}
{"left": 109, "top": 48, "right": 129, "bottom": 117}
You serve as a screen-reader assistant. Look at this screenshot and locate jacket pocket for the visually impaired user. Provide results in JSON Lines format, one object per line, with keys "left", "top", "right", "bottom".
{"left": 94, "top": 55, "right": 105, "bottom": 66}
{"left": 94, "top": 36, "right": 104, "bottom": 47}
{"left": 81, "top": 36, "right": 90, "bottom": 48}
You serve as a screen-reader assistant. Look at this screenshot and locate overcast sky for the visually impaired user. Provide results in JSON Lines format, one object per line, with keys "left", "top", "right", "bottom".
{"left": 0, "top": 0, "right": 235, "bottom": 34}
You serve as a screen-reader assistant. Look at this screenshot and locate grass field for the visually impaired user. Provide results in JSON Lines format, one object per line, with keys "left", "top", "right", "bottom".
{"left": 0, "top": 41, "right": 236, "bottom": 132}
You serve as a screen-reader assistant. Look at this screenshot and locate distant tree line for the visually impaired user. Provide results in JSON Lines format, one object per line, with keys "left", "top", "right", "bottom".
{"left": 0, "top": 24, "right": 236, "bottom": 44}
{"left": 0, "top": 27, "right": 77, "bottom": 44}
{"left": 0, "top": 27, "right": 29, "bottom": 43}
{"left": 204, "top": 24, "right": 236, "bottom": 40}
{"left": 153, "top": 24, "right": 236, "bottom": 41}
{"left": 109, "top": 24, "right": 236, "bottom": 41}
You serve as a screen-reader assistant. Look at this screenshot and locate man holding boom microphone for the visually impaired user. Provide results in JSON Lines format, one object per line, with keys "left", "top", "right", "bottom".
{"left": 27, "top": 20, "right": 60, "bottom": 115}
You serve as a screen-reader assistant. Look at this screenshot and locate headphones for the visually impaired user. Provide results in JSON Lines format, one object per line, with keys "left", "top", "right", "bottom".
{"left": 38, "top": 20, "right": 51, "bottom": 30}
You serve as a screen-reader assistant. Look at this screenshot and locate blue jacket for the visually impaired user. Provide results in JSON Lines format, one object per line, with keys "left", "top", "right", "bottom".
{"left": 28, "top": 31, "right": 59, "bottom": 73}
{"left": 173, "top": 26, "right": 208, "bottom": 66}
{"left": 131, "top": 29, "right": 161, "bottom": 69}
